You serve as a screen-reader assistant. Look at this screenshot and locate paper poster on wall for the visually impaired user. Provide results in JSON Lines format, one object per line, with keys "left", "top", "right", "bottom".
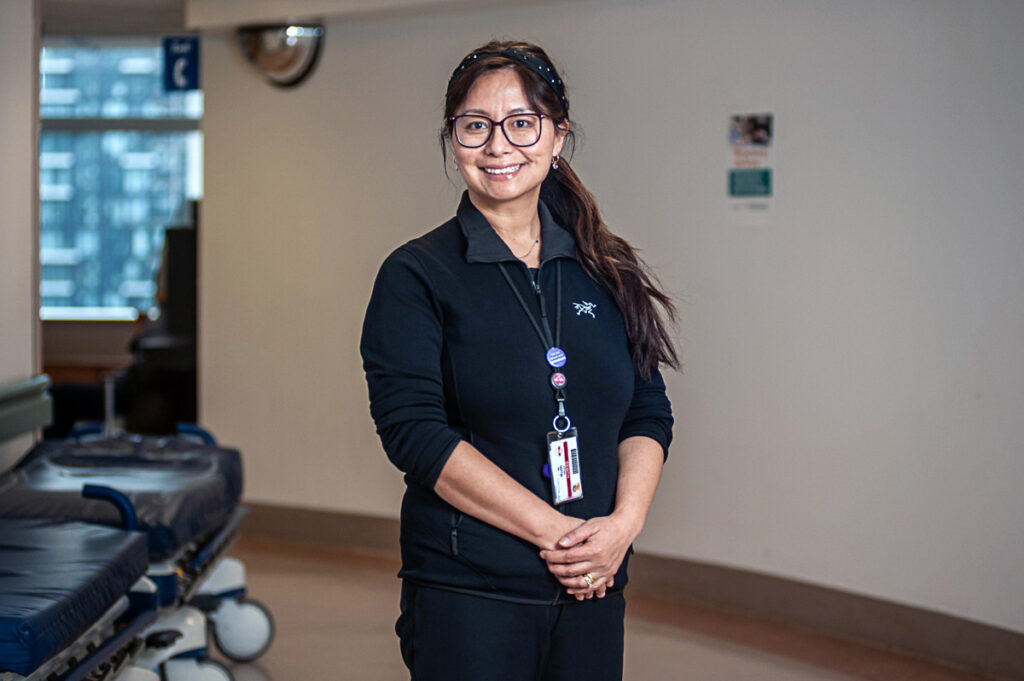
{"left": 728, "top": 113, "right": 774, "bottom": 225}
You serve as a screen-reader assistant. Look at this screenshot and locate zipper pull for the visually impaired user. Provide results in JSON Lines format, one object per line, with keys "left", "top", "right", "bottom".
{"left": 534, "top": 283, "right": 549, "bottom": 321}
{"left": 529, "top": 268, "right": 542, "bottom": 294}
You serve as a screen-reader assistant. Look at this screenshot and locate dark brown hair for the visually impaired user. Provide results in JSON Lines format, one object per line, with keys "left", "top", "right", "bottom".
{"left": 443, "top": 41, "right": 679, "bottom": 377}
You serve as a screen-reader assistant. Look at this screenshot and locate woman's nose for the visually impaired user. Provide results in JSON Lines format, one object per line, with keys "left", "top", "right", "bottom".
{"left": 484, "top": 124, "right": 512, "bottom": 154}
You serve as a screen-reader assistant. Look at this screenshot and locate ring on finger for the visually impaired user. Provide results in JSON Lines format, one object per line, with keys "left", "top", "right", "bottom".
{"left": 582, "top": 572, "right": 595, "bottom": 588}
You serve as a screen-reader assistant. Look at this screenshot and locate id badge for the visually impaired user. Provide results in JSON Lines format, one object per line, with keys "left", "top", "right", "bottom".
{"left": 547, "top": 428, "right": 583, "bottom": 505}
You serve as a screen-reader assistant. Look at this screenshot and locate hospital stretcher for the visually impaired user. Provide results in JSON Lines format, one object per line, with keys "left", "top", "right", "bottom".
{"left": 0, "top": 517, "right": 159, "bottom": 681}
{"left": 0, "top": 425, "right": 274, "bottom": 681}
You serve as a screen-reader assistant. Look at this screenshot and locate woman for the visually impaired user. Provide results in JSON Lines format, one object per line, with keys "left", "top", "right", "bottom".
{"left": 361, "top": 41, "right": 677, "bottom": 681}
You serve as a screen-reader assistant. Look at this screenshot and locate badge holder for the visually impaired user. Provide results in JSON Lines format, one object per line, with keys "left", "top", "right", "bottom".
{"left": 547, "top": 398, "right": 582, "bottom": 505}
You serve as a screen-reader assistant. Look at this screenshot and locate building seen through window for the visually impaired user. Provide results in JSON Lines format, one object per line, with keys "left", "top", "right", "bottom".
{"left": 39, "top": 40, "right": 202, "bottom": 320}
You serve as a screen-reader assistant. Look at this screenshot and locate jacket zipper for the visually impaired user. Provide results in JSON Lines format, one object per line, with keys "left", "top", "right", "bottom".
{"left": 526, "top": 263, "right": 550, "bottom": 340}
{"left": 450, "top": 511, "right": 461, "bottom": 555}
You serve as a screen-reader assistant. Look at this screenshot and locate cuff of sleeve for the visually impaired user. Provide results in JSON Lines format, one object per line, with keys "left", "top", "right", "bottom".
{"left": 422, "top": 433, "right": 463, "bottom": 489}
{"left": 618, "top": 422, "right": 672, "bottom": 460}
{"left": 378, "top": 420, "right": 464, "bottom": 488}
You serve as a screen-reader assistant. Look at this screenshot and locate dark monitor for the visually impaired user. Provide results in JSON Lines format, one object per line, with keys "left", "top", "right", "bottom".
{"left": 159, "top": 225, "right": 197, "bottom": 341}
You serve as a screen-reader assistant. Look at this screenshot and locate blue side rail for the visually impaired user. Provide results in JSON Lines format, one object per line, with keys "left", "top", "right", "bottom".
{"left": 68, "top": 422, "right": 217, "bottom": 445}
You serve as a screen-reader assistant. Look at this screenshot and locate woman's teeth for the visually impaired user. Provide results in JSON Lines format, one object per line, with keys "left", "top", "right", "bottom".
{"left": 484, "top": 165, "right": 521, "bottom": 175}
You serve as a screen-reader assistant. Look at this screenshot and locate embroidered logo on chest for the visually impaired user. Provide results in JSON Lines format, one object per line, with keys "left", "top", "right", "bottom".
{"left": 573, "top": 301, "right": 597, "bottom": 318}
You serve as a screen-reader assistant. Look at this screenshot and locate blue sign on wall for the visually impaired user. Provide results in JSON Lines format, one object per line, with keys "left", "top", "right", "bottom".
{"left": 163, "top": 37, "right": 200, "bottom": 91}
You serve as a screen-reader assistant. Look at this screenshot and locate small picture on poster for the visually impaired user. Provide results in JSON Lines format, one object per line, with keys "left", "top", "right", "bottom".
{"left": 728, "top": 113, "right": 774, "bottom": 225}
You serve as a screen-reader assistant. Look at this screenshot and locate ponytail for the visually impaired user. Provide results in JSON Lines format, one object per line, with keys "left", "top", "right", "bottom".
{"left": 541, "top": 161, "right": 679, "bottom": 378}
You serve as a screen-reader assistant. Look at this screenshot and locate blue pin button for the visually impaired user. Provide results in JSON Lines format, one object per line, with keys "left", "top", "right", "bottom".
{"left": 546, "top": 347, "right": 566, "bottom": 368}
{"left": 543, "top": 463, "right": 551, "bottom": 479}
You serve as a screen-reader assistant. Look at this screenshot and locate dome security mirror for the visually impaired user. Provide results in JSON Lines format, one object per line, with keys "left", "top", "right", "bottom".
{"left": 236, "top": 24, "right": 325, "bottom": 88}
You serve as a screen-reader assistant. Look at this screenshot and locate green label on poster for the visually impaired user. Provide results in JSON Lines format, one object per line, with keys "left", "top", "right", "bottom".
{"left": 729, "top": 169, "right": 772, "bottom": 197}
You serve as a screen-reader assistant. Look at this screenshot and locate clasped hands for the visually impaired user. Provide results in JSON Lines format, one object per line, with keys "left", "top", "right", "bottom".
{"left": 539, "top": 513, "right": 640, "bottom": 601}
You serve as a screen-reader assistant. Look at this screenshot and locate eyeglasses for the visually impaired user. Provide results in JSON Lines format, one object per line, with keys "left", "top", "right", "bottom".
{"left": 450, "top": 113, "right": 546, "bottom": 148}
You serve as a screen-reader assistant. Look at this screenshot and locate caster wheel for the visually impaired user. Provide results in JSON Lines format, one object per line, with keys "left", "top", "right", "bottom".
{"left": 209, "top": 598, "right": 274, "bottom": 663}
{"left": 196, "top": 660, "right": 234, "bottom": 681}
{"left": 162, "top": 658, "right": 233, "bottom": 681}
{"left": 118, "top": 667, "right": 161, "bottom": 681}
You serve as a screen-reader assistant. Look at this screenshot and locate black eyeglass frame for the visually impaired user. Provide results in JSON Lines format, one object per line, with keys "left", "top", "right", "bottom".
{"left": 449, "top": 113, "right": 548, "bottom": 148}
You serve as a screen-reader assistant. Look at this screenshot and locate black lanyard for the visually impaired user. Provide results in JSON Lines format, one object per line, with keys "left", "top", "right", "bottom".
{"left": 497, "top": 260, "right": 571, "bottom": 432}
{"left": 497, "top": 260, "right": 561, "bottom": 350}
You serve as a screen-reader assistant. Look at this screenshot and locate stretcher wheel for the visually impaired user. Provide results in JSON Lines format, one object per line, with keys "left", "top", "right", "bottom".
{"left": 209, "top": 597, "right": 275, "bottom": 663}
{"left": 161, "top": 658, "right": 234, "bottom": 681}
{"left": 196, "top": 660, "right": 234, "bottom": 681}
{"left": 119, "top": 667, "right": 161, "bottom": 681}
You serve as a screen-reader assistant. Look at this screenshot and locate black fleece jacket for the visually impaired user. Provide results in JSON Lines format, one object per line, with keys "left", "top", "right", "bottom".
{"left": 361, "top": 192, "right": 673, "bottom": 603}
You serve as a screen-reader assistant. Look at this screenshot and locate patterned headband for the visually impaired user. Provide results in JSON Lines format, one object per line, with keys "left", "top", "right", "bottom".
{"left": 447, "top": 47, "right": 568, "bottom": 115}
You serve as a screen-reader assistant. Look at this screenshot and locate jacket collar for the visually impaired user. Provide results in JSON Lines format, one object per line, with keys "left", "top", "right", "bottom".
{"left": 457, "top": 191, "right": 576, "bottom": 264}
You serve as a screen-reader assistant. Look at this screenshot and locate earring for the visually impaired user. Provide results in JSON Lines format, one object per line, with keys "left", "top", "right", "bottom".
{"left": 551, "top": 156, "right": 560, "bottom": 170}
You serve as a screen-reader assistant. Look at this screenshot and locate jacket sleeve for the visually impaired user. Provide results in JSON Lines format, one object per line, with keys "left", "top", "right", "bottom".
{"left": 360, "top": 246, "right": 463, "bottom": 487}
{"left": 617, "top": 365, "right": 673, "bottom": 460}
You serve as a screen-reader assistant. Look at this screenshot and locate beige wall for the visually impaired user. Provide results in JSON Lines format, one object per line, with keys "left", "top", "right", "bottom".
{"left": 195, "top": 0, "right": 1024, "bottom": 633}
{"left": 0, "top": 0, "right": 40, "bottom": 469}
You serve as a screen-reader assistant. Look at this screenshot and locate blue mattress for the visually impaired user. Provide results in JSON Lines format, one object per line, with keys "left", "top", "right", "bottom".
{"left": 0, "top": 517, "right": 149, "bottom": 677}
{"left": 0, "top": 434, "right": 243, "bottom": 559}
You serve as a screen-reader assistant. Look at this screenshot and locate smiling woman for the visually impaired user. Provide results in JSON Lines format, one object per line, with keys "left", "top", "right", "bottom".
{"left": 448, "top": 69, "right": 566, "bottom": 234}
{"left": 361, "top": 40, "right": 677, "bottom": 681}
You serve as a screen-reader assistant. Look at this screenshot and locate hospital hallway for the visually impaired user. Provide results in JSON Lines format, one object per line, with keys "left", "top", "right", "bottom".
{"left": 216, "top": 539, "right": 990, "bottom": 681}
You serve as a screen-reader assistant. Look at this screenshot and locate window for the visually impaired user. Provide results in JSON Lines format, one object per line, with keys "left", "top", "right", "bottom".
{"left": 39, "top": 39, "right": 203, "bottom": 321}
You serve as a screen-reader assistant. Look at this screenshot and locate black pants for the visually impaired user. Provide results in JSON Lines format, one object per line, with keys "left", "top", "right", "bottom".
{"left": 396, "top": 582, "right": 625, "bottom": 681}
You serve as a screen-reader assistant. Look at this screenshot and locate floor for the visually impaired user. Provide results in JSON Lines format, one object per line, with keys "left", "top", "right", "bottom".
{"left": 215, "top": 538, "right": 989, "bottom": 681}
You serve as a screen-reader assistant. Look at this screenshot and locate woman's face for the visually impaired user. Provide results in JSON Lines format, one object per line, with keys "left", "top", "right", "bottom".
{"left": 452, "top": 69, "right": 566, "bottom": 212}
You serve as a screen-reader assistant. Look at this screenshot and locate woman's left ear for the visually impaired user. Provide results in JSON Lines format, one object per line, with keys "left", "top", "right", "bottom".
{"left": 553, "top": 121, "right": 569, "bottom": 156}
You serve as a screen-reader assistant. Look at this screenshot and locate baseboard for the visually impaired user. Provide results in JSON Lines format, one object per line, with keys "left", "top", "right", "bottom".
{"left": 242, "top": 503, "right": 1023, "bottom": 680}
{"left": 242, "top": 503, "right": 400, "bottom": 555}
{"left": 627, "top": 552, "right": 1023, "bottom": 680}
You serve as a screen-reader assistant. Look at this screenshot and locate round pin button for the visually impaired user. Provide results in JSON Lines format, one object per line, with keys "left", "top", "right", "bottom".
{"left": 550, "top": 372, "right": 566, "bottom": 389}
{"left": 545, "top": 347, "right": 567, "bottom": 368}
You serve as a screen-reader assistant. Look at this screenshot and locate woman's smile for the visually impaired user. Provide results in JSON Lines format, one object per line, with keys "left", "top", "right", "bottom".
{"left": 482, "top": 163, "right": 523, "bottom": 177}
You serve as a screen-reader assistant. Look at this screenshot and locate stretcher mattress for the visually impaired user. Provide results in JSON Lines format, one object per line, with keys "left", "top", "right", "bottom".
{"left": 0, "top": 434, "right": 243, "bottom": 559}
{"left": 0, "top": 518, "right": 149, "bottom": 677}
